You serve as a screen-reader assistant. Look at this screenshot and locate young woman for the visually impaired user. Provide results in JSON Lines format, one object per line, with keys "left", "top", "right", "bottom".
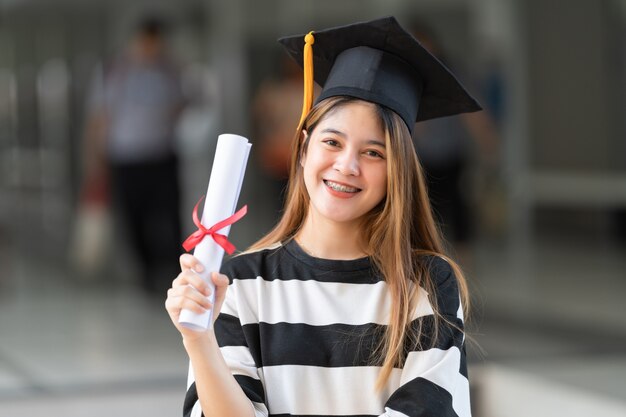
{"left": 166, "top": 16, "right": 481, "bottom": 417}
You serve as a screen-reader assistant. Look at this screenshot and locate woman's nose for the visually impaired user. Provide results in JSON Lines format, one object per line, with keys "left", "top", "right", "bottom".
{"left": 333, "top": 150, "right": 360, "bottom": 176}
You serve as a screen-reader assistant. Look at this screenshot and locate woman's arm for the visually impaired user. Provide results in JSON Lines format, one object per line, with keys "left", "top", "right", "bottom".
{"left": 166, "top": 254, "right": 256, "bottom": 417}
{"left": 380, "top": 322, "right": 470, "bottom": 417}
{"left": 381, "top": 258, "right": 471, "bottom": 417}
{"left": 183, "top": 332, "right": 256, "bottom": 417}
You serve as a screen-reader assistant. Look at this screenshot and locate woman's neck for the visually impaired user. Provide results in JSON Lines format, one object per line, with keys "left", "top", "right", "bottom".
{"left": 295, "top": 212, "right": 367, "bottom": 260}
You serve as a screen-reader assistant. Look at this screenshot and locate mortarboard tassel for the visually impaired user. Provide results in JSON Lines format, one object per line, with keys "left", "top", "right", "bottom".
{"left": 298, "top": 31, "right": 315, "bottom": 126}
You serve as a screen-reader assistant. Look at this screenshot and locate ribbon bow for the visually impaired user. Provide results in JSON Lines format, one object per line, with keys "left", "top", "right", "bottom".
{"left": 182, "top": 196, "right": 248, "bottom": 255}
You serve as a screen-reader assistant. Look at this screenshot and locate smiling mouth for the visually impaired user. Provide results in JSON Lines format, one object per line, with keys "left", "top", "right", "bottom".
{"left": 323, "top": 180, "right": 361, "bottom": 193}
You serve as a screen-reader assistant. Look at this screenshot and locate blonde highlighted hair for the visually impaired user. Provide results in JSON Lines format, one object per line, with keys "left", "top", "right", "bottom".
{"left": 248, "top": 96, "right": 469, "bottom": 389}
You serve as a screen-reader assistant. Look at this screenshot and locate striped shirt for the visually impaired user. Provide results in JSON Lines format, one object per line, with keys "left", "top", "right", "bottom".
{"left": 183, "top": 240, "right": 470, "bottom": 417}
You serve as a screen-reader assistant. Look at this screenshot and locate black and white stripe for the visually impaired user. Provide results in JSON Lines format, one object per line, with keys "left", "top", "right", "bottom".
{"left": 184, "top": 240, "right": 470, "bottom": 417}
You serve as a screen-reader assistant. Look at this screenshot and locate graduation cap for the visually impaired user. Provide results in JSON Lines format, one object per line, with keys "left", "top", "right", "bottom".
{"left": 278, "top": 16, "right": 481, "bottom": 133}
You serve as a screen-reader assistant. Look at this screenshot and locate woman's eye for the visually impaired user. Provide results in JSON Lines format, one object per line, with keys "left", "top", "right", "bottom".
{"left": 323, "top": 139, "right": 339, "bottom": 147}
{"left": 365, "top": 150, "right": 384, "bottom": 158}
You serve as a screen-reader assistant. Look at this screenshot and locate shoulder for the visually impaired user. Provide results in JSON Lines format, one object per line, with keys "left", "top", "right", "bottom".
{"left": 421, "top": 255, "right": 454, "bottom": 285}
{"left": 419, "top": 255, "right": 462, "bottom": 318}
{"left": 220, "top": 242, "right": 283, "bottom": 282}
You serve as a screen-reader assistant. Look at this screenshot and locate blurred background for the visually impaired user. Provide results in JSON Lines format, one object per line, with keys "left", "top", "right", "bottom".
{"left": 0, "top": 0, "right": 625, "bottom": 416}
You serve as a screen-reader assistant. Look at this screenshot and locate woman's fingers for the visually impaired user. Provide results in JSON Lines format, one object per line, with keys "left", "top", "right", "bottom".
{"left": 172, "top": 269, "right": 210, "bottom": 295}
{"left": 167, "top": 266, "right": 231, "bottom": 323}
{"left": 211, "top": 272, "right": 229, "bottom": 306}
{"left": 167, "top": 267, "right": 213, "bottom": 317}
{"left": 175, "top": 283, "right": 212, "bottom": 306}
{"left": 167, "top": 283, "right": 212, "bottom": 314}
{"left": 179, "top": 253, "right": 204, "bottom": 273}
{"left": 210, "top": 272, "right": 230, "bottom": 321}
{"left": 211, "top": 272, "right": 230, "bottom": 288}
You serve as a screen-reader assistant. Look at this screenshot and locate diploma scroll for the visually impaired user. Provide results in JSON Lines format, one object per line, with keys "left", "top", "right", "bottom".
{"left": 178, "top": 134, "right": 252, "bottom": 331}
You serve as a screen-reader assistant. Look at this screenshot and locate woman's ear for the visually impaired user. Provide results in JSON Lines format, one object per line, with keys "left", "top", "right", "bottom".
{"left": 300, "top": 130, "right": 309, "bottom": 168}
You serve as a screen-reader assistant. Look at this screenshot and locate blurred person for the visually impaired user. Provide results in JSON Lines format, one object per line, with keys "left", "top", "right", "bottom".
{"left": 410, "top": 23, "right": 500, "bottom": 266}
{"left": 82, "top": 16, "right": 186, "bottom": 295}
{"left": 165, "top": 17, "right": 481, "bottom": 417}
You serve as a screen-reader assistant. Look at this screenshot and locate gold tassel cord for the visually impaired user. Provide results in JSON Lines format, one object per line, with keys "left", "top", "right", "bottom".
{"left": 298, "top": 31, "right": 315, "bottom": 126}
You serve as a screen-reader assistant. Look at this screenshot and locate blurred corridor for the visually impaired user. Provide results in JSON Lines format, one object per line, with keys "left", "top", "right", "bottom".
{"left": 1, "top": 0, "right": 626, "bottom": 416}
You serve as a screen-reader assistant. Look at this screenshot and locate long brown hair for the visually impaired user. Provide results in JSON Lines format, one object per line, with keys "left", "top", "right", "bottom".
{"left": 248, "top": 96, "right": 470, "bottom": 389}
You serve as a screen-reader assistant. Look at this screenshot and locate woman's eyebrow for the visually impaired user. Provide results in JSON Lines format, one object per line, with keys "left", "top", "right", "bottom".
{"left": 319, "top": 128, "right": 346, "bottom": 137}
{"left": 366, "top": 139, "right": 386, "bottom": 148}
{"left": 319, "top": 128, "right": 385, "bottom": 148}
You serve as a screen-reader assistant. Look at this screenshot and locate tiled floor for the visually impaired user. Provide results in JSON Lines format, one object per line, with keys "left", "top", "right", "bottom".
{"left": 1, "top": 228, "right": 625, "bottom": 416}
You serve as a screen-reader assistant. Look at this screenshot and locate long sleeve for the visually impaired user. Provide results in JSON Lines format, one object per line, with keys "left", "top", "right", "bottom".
{"left": 381, "top": 257, "right": 471, "bottom": 417}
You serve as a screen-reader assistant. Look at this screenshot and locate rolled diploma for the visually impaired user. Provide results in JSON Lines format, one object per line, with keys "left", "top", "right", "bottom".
{"left": 178, "top": 134, "right": 251, "bottom": 331}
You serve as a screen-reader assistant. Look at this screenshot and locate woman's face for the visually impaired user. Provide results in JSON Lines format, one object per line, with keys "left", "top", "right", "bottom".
{"left": 301, "top": 100, "right": 388, "bottom": 226}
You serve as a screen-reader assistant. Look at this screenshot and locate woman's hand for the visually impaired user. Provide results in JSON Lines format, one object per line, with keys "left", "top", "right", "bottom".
{"left": 165, "top": 253, "right": 230, "bottom": 342}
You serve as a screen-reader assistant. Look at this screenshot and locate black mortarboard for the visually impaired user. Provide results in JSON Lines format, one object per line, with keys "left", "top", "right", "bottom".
{"left": 278, "top": 16, "right": 481, "bottom": 133}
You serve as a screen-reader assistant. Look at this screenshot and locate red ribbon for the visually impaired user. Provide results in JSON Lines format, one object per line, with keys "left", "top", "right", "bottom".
{"left": 182, "top": 196, "right": 247, "bottom": 255}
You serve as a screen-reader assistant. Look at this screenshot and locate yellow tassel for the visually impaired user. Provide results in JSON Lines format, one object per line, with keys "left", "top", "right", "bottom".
{"left": 298, "top": 31, "right": 315, "bottom": 126}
